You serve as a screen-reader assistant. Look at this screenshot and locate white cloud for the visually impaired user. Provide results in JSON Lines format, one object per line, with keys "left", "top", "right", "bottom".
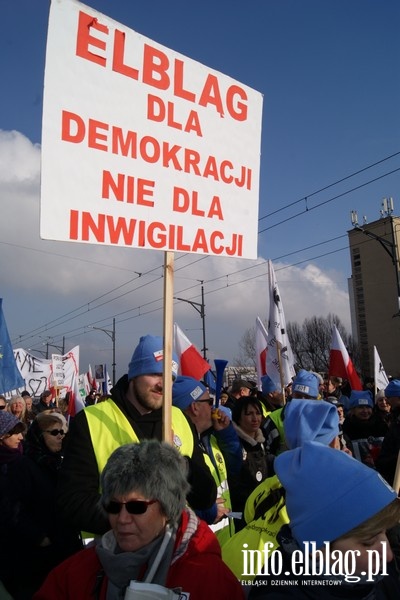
{"left": 1, "top": 132, "right": 352, "bottom": 373}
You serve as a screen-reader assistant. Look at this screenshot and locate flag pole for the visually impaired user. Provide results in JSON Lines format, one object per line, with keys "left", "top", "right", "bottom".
{"left": 162, "top": 251, "right": 174, "bottom": 444}
{"left": 393, "top": 450, "right": 400, "bottom": 494}
{"left": 277, "top": 344, "right": 286, "bottom": 405}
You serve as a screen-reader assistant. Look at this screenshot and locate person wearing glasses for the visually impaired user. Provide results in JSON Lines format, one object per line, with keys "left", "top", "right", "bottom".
{"left": 35, "top": 440, "right": 245, "bottom": 600}
{"left": 0, "top": 395, "right": 7, "bottom": 410}
{"left": 0, "top": 411, "right": 68, "bottom": 598}
{"left": 57, "top": 335, "right": 217, "bottom": 538}
{"left": 24, "top": 413, "right": 83, "bottom": 568}
{"left": 172, "top": 375, "right": 242, "bottom": 547}
{"left": 25, "top": 412, "right": 68, "bottom": 476}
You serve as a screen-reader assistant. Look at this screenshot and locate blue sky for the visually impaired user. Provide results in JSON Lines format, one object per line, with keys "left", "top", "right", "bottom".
{"left": 1, "top": 0, "right": 400, "bottom": 378}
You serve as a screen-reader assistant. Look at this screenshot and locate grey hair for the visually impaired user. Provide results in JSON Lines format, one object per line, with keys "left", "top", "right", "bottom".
{"left": 100, "top": 440, "right": 190, "bottom": 524}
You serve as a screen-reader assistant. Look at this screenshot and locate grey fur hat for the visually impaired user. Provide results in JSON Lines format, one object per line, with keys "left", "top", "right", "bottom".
{"left": 100, "top": 440, "right": 190, "bottom": 524}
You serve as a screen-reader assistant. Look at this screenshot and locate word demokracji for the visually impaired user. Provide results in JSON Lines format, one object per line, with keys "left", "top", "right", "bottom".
{"left": 69, "top": 211, "right": 244, "bottom": 256}
{"left": 62, "top": 111, "right": 253, "bottom": 191}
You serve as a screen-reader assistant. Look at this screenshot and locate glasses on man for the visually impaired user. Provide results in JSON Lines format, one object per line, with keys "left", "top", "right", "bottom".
{"left": 196, "top": 398, "right": 214, "bottom": 406}
{"left": 44, "top": 429, "right": 66, "bottom": 437}
{"left": 103, "top": 499, "right": 157, "bottom": 515}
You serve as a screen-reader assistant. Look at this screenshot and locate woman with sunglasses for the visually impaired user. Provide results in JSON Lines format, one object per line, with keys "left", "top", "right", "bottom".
{"left": 0, "top": 411, "right": 62, "bottom": 598}
{"left": 24, "top": 413, "right": 83, "bottom": 565}
{"left": 25, "top": 412, "right": 68, "bottom": 480}
{"left": 35, "top": 439, "right": 245, "bottom": 600}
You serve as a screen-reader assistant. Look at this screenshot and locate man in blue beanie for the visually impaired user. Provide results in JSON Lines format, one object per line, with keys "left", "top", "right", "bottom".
{"left": 58, "top": 335, "right": 217, "bottom": 536}
{"left": 376, "top": 379, "right": 400, "bottom": 486}
{"left": 172, "top": 375, "right": 242, "bottom": 546}
{"left": 261, "top": 370, "right": 320, "bottom": 456}
{"left": 258, "top": 375, "right": 284, "bottom": 415}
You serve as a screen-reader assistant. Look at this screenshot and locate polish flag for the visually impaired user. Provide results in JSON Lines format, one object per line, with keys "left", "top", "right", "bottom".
{"left": 174, "top": 322, "right": 211, "bottom": 380}
{"left": 87, "top": 364, "right": 97, "bottom": 392}
{"left": 67, "top": 371, "right": 86, "bottom": 417}
{"left": 329, "top": 325, "right": 362, "bottom": 390}
{"left": 255, "top": 316, "right": 268, "bottom": 390}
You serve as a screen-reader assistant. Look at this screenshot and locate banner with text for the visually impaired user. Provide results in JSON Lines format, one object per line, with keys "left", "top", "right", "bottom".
{"left": 41, "top": 0, "right": 263, "bottom": 259}
{"left": 13, "top": 346, "right": 80, "bottom": 398}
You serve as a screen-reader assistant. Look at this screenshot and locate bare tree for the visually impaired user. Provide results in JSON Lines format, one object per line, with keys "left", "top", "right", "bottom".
{"left": 233, "top": 324, "right": 256, "bottom": 367}
{"left": 235, "top": 314, "right": 360, "bottom": 375}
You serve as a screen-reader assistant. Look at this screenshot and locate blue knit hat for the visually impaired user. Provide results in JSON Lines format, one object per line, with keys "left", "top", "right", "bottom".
{"left": 348, "top": 389, "right": 373, "bottom": 409}
{"left": 385, "top": 379, "right": 400, "bottom": 398}
{"left": 284, "top": 399, "right": 339, "bottom": 449}
{"left": 292, "top": 369, "right": 319, "bottom": 399}
{"left": 172, "top": 376, "right": 208, "bottom": 410}
{"left": 275, "top": 441, "right": 397, "bottom": 549}
{"left": 128, "top": 335, "right": 179, "bottom": 380}
{"left": 261, "top": 375, "right": 279, "bottom": 395}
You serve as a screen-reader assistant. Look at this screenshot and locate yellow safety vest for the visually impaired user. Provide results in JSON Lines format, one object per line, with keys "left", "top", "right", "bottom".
{"left": 85, "top": 399, "right": 194, "bottom": 475}
{"left": 221, "top": 474, "right": 289, "bottom": 580}
{"left": 267, "top": 407, "right": 287, "bottom": 454}
{"left": 204, "top": 434, "right": 235, "bottom": 547}
{"left": 81, "top": 399, "right": 194, "bottom": 540}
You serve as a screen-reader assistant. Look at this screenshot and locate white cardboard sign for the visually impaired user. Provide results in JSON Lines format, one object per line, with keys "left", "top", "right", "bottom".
{"left": 41, "top": 0, "right": 263, "bottom": 259}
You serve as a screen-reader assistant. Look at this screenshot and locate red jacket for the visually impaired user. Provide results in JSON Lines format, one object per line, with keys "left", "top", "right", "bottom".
{"left": 34, "top": 510, "right": 244, "bottom": 600}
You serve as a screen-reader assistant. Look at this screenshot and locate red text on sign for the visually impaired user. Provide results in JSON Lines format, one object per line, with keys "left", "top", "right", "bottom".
{"left": 102, "top": 171, "right": 155, "bottom": 205}
{"left": 61, "top": 111, "right": 252, "bottom": 190}
{"left": 172, "top": 187, "right": 223, "bottom": 220}
{"left": 75, "top": 11, "right": 248, "bottom": 122}
{"left": 69, "top": 210, "right": 243, "bottom": 256}
{"left": 147, "top": 95, "right": 202, "bottom": 136}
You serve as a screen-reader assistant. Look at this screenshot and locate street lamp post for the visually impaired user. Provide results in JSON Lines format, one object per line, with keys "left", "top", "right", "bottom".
{"left": 88, "top": 319, "right": 116, "bottom": 385}
{"left": 46, "top": 337, "right": 65, "bottom": 359}
{"left": 33, "top": 336, "right": 65, "bottom": 359}
{"left": 174, "top": 282, "right": 207, "bottom": 359}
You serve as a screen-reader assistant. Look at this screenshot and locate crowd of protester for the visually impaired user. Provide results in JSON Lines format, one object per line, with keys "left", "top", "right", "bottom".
{"left": 1, "top": 337, "right": 400, "bottom": 599}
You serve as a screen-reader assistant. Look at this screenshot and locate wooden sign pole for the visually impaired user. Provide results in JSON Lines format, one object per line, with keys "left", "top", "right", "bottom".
{"left": 162, "top": 251, "right": 174, "bottom": 443}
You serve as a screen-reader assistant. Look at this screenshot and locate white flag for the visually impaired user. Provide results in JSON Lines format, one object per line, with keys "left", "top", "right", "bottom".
{"left": 374, "top": 346, "right": 389, "bottom": 391}
{"left": 255, "top": 316, "right": 268, "bottom": 390}
{"left": 266, "top": 260, "right": 295, "bottom": 388}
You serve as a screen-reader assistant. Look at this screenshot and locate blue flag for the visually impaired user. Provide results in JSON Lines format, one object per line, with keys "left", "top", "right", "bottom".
{"left": 0, "top": 299, "right": 24, "bottom": 394}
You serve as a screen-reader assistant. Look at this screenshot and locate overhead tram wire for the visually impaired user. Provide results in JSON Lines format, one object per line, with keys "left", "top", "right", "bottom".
{"left": 13, "top": 251, "right": 194, "bottom": 345}
{"left": 259, "top": 150, "right": 400, "bottom": 221}
{"left": 17, "top": 231, "right": 378, "bottom": 347}
{"left": 259, "top": 166, "right": 400, "bottom": 234}
{"left": 13, "top": 155, "right": 400, "bottom": 345}
{"left": 57, "top": 233, "right": 371, "bottom": 334}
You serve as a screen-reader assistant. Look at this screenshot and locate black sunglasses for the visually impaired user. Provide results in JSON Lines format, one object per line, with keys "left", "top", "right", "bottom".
{"left": 44, "top": 429, "right": 66, "bottom": 437}
{"left": 0, "top": 405, "right": 6, "bottom": 410}
{"left": 103, "top": 499, "right": 157, "bottom": 515}
{"left": 196, "top": 398, "right": 214, "bottom": 406}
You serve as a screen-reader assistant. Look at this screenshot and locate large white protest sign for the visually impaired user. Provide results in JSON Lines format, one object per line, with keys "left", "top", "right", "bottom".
{"left": 13, "top": 346, "right": 80, "bottom": 397}
{"left": 41, "top": 0, "right": 263, "bottom": 259}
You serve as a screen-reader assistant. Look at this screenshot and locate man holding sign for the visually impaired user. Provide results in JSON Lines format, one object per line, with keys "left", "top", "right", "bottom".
{"left": 58, "top": 335, "right": 216, "bottom": 535}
